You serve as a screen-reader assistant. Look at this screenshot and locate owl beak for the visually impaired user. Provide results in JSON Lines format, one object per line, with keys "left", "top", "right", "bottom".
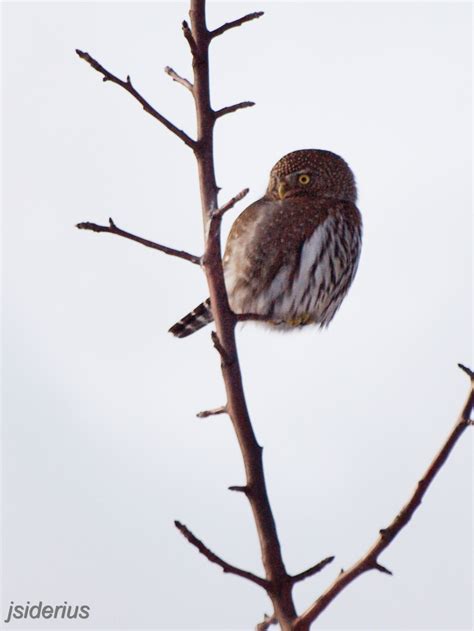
{"left": 277, "top": 182, "right": 287, "bottom": 200}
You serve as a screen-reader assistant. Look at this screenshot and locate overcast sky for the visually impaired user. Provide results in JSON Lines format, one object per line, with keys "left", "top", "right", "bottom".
{"left": 2, "top": 2, "right": 472, "bottom": 630}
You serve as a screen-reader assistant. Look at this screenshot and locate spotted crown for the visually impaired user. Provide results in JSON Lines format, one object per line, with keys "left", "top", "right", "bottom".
{"left": 269, "top": 149, "right": 357, "bottom": 202}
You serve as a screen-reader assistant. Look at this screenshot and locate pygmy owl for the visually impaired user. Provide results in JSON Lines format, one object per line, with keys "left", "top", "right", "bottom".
{"left": 169, "top": 149, "right": 362, "bottom": 338}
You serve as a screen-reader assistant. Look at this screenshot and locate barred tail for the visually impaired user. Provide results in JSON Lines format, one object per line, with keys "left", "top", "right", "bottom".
{"left": 168, "top": 298, "right": 213, "bottom": 338}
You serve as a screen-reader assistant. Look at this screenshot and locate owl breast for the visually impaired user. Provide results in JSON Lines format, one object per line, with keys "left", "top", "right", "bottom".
{"left": 223, "top": 196, "right": 362, "bottom": 328}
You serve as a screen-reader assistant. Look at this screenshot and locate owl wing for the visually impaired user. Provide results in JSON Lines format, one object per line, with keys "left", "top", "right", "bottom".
{"left": 223, "top": 196, "right": 361, "bottom": 318}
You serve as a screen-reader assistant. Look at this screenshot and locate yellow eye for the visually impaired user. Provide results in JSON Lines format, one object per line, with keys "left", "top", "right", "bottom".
{"left": 298, "top": 174, "right": 311, "bottom": 185}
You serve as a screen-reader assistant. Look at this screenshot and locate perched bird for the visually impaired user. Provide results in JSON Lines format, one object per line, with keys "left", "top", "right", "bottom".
{"left": 169, "top": 149, "right": 362, "bottom": 338}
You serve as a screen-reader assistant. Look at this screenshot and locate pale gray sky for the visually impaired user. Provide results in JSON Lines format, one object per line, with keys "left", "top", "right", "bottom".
{"left": 2, "top": 2, "right": 472, "bottom": 630}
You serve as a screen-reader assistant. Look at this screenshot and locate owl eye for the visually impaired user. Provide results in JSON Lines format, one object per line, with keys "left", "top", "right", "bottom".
{"left": 298, "top": 174, "right": 311, "bottom": 185}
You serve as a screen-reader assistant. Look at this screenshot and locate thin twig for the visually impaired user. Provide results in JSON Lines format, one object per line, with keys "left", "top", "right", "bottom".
{"left": 76, "top": 218, "right": 201, "bottom": 265}
{"left": 196, "top": 405, "right": 227, "bottom": 418}
{"left": 215, "top": 101, "right": 255, "bottom": 118}
{"left": 291, "top": 556, "right": 335, "bottom": 584}
{"left": 76, "top": 50, "right": 195, "bottom": 149}
{"left": 174, "top": 520, "right": 268, "bottom": 589}
{"left": 210, "top": 11, "right": 264, "bottom": 38}
{"left": 210, "top": 188, "right": 249, "bottom": 220}
{"left": 164, "top": 66, "right": 194, "bottom": 93}
{"left": 295, "top": 369, "right": 474, "bottom": 629}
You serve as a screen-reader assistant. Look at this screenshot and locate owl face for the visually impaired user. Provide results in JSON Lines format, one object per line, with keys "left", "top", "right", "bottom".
{"left": 266, "top": 149, "right": 357, "bottom": 203}
{"left": 269, "top": 169, "right": 318, "bottom": 201}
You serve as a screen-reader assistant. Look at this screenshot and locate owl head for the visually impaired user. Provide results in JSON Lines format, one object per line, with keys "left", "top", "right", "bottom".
{"left": 266, "top": 149, "right": 357, "bottom": 203}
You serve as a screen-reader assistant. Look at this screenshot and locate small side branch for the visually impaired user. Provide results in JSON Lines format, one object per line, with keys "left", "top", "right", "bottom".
{"left": 210, "top": 188, "right": 249, "bottom": 221}
{"left": 76, "top": 50, "right": 195, "bottom": 149}
{"left": 164, "top": 66, "right": 194, "bottom": 93}
{"left": 215, "top": 101, "right": 255, "bottom": 118}
{"left": 76, "top": 218, "right": 201, "bottom": 265}
{"left": 291, "top": 556, "right": 335, "bottom": 584}
{"left": 174, "top": 520, "right": 268, "bottom": 589}
{"left": 210, "top": 11, "right": 264, "bottom": 38}
{"left": 196, "top": 405, "right": 227, "bottom": 418}
{"left": 295, "top": 366, "right": 474, "bottom": 629}
{"left": 228, "top": 485, "right": 249, "bottom": 494}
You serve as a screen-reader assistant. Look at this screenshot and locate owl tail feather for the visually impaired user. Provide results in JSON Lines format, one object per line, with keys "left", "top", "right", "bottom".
{"left": 168, "top": 298, "right": 213, "bottom": 338}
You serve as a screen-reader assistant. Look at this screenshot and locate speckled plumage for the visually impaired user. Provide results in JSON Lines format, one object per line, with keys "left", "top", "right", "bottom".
{"left": 169, "top": 149, "right": 362, "bottom": 338}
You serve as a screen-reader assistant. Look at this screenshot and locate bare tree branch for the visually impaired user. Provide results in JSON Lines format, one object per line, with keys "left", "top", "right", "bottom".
{"left": 76, "top": 49, "right": 196, "bottom": 149}
{"left": 294, "top": 368, "right": 474, "bottom": 629}
{"left": 210, "top": 11, "right": 264, "bottom": 39}
{"left": 187, "top": 4, "right": 299, "bottom": 626}
{"left": 215, "top": 101, "right": 255, "bottom": 118}
{"left": 291, "top": 556, "right": 335, "bottom": 584}
{"left": 174, "top": 520, "right": 268, "bottom": 589}
{"left": 196, "top": 405, "right": 227, "bottom": 418}
{"left": 164, "top": 66, "right": 194, "bottom": 93}
{"left": 76, "top": 218, "right": 201, "bottom": 265}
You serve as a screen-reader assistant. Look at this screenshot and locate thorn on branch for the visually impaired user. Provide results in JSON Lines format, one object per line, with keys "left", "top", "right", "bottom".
{"left": 174, "top": 520, "right": 268, "bottom": 589}
{"left": 76, "top": 218, "right": 201, "bottom": 264}
{"left": 291, "top": 556, "right": 335, "bottom": 584}
{"left": 228, "top": 485, "right": 249, "bottom": 494}
{"left": 196, "top": 405, "right": 227, "bottom": 418}
{"left": 373, "top": 562, "right": 393, "bottom": 576}
{"left": 215, "top": 101, "right": 255, "bottom": 119}
{"left": 211, "top": 11, "right": 264, "bottom": 39}
{"left": 75, "top": 49, "right": 196, "bottom": 149}
{"left": 164, "top": 66, "right": 194, "bottom": 93}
